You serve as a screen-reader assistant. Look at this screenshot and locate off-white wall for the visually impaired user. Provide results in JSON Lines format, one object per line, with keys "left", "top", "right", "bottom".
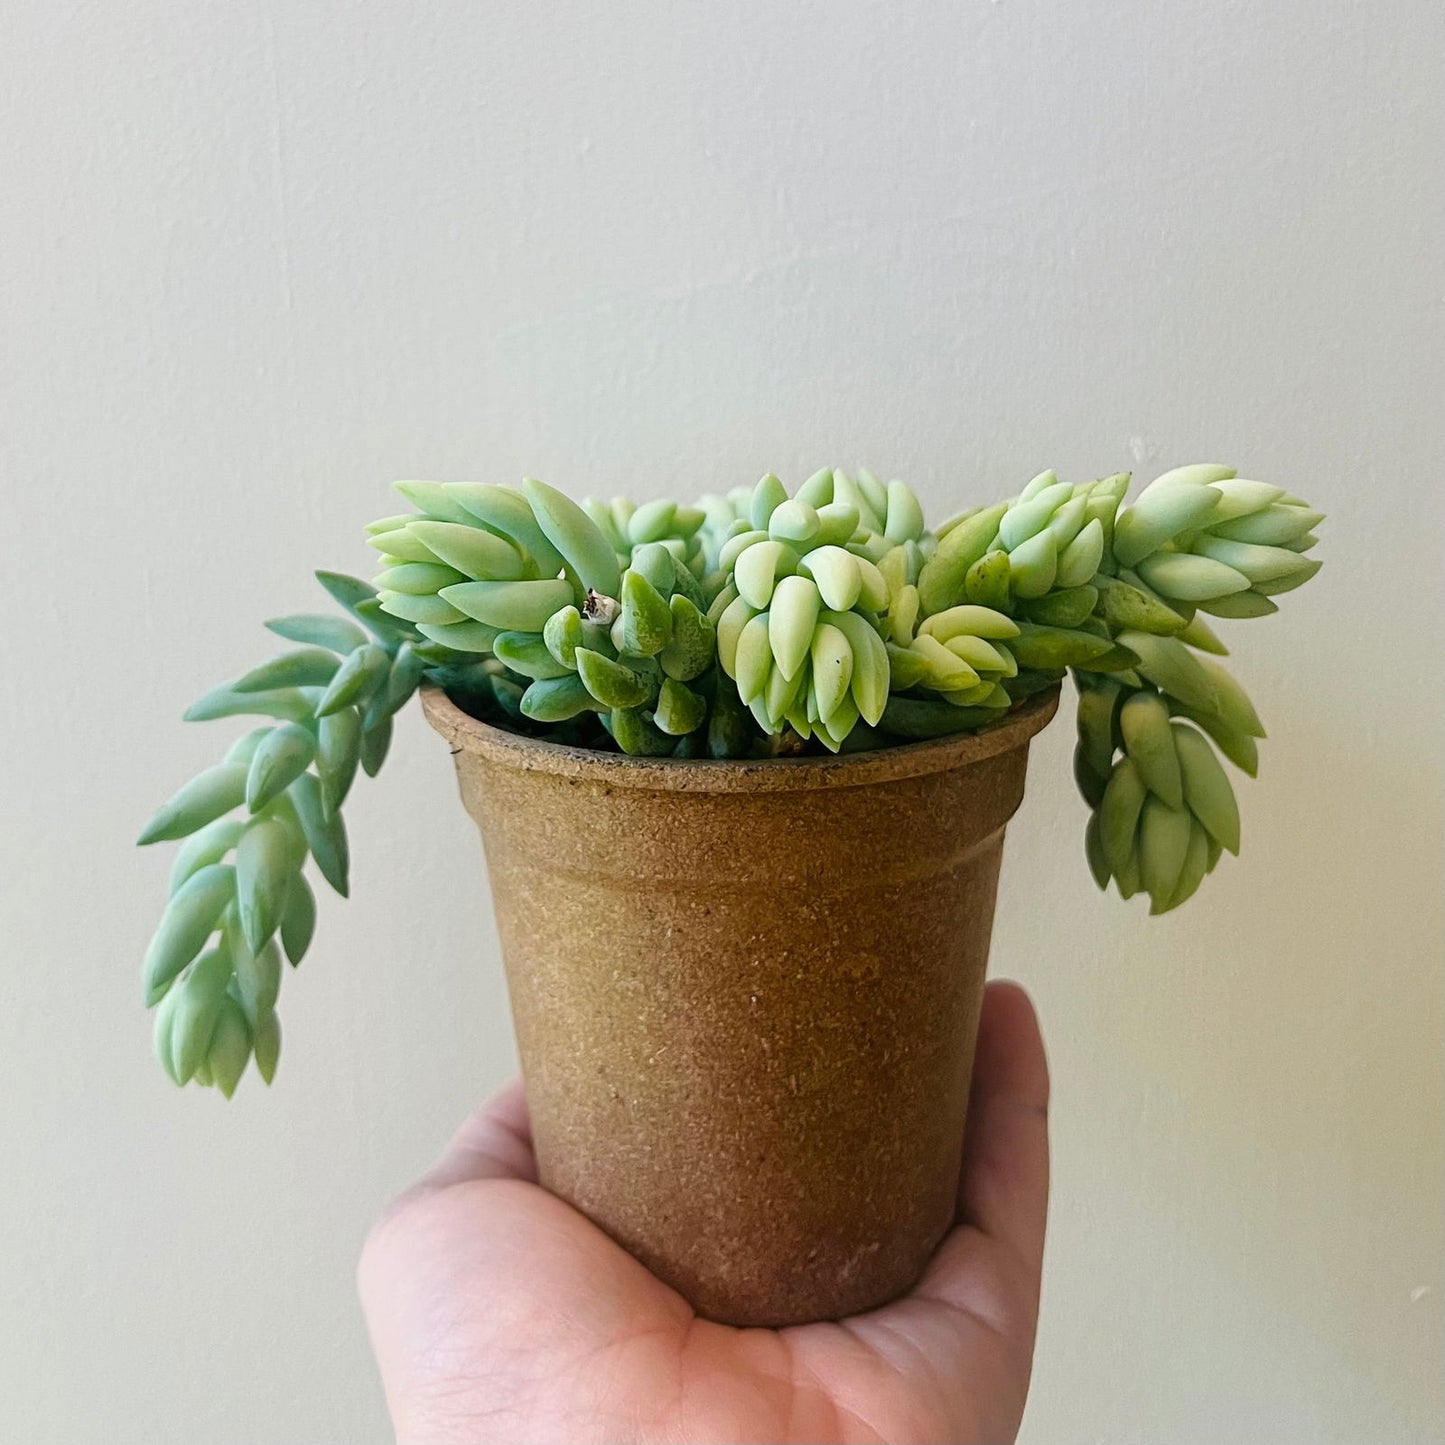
{"left": 2, "top": 3, "right": 1440, "bottom": 1441}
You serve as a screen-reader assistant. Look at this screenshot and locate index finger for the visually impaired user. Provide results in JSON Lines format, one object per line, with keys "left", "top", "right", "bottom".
{"left": 955, "top": 979, "right": 1051, "bottom": 1272}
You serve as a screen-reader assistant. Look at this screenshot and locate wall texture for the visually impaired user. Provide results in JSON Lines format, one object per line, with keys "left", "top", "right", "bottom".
{"left": 1, "top": 3, "right": 1440, "bottom": 1441}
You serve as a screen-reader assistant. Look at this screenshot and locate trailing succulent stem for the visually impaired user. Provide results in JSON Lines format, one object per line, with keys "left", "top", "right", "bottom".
{"left": 138, "top": 462, "right": 1322, "bottom": 1091}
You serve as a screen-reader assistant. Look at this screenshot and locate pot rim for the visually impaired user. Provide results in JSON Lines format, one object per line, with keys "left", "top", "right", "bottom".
{"left": 421, "top": 683, "right": 1060, "bottom": 794}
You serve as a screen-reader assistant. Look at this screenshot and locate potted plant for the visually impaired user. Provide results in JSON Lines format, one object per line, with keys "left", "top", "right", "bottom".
{"left": 137, "top": 462, "right": 1322, "bottom": 1326}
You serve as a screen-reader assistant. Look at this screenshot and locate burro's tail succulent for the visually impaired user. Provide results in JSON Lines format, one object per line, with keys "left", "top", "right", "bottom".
{"left": 135, "top": 461, "right": 1322, "bottom": 1091}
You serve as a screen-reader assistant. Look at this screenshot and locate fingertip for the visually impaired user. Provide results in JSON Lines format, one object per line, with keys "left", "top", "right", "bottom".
{"left": 424, "top": 1078, "right": 538, "bottom": 1190}
{"left": 449, "top": 1077, "right": 532, "bottom": 1148}
{"left": 984, "top": 977, "right": 1034, "bottom": 1012}
{"left": 974, "top": 979, "right": 1049, "bottom": 1114}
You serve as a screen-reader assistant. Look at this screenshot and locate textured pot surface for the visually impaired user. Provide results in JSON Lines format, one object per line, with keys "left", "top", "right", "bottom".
{"left": 422, "top": 686, "right": 1059, "bottom": 1327}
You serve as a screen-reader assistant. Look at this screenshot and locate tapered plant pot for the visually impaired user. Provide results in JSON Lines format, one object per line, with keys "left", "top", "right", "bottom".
{"left": 421, "top": 684, "right": 1059, "bottom": 1328}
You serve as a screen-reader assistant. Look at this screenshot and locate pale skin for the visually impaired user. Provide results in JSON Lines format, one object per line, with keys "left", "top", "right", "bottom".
{"left": 359, "top": 980, "right": 1050, "bottom": 1445}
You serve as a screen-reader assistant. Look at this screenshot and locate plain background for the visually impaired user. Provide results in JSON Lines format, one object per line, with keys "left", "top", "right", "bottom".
{"left": 2, "top": 3, "right": 1441, "bottom": 1441}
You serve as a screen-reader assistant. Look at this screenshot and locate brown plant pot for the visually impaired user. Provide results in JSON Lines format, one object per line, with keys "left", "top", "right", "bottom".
{"left": 421, "top": 684, "right": 1059, "bottom": 1328}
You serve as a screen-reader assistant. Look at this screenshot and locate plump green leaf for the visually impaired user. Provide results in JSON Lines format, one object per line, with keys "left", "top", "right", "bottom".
{"left": 233, "top": 649, "right": 341, "bottom": 694}
{"left": 360, "top": 715, "right": 393, "bottom": 777}
{"left": 139, "top": 764, "right": 247, "bottom": 845}
{"left": 576, "top": 649, "right": 652, "bottom": 709}
{"left": 245, "top": 722, "right": 317, "bottom": 812}
{"left": 279, "top": 875, "right": 317, "bottom": 966}
{"left": 288, "top": 774, "right": 349, "bottom": 897}
{"left": 183, "top": 685, "right": 317, "bottom": 725}
{"left": 167, "top": 817, "right": 245, "bottom": 896}
{"left": 316, "top": 708, "right": 362, "bottom": 817}
{"left": 206, "top": 997, "right": 252, "bottom": 1098}
{"left": 264, "top": 614, "right": 369, "bottom": 655}
{"left": 143, "top": 863, "right": 235, "bottom": 1005}
{"left": 520, "top": 674, "right": 596, "bottom": 722}
{"left": 167, "top": 944, "right": 235, "bottom": 1085}
{"left": 315, "top": 644, "right": 390, "bottom": 717}
{"left": 235, "top": 817, "right": 297, "bottom": 955}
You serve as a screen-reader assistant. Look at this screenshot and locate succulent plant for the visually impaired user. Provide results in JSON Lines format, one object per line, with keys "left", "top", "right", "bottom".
{"left": 136, "top": 462, "right": 1322, "bottom": 1092}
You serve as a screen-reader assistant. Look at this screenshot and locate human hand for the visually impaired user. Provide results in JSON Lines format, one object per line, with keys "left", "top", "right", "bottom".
{"left": 359, "top": 980, "right": 1050, "bottom": 1444}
